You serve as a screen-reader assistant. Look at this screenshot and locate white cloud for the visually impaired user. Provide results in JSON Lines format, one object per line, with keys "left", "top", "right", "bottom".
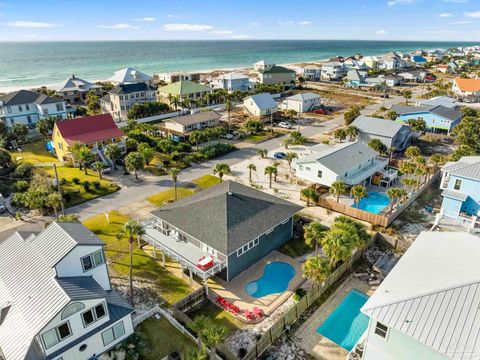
{"left": 438, "top": 12, "right": 452, "bottom": 17}
{"left": 443, "top": 0, "right": 468, "bottom": 2}
{"left": 167, "top": 14, "right": 174, "bottom": 18}
{"left": 376, "top": 29, "right": 389, "bottom": 35}
{"left": 278, "top": 20, "right": 312, "bottom": 26}
{"left": 278, "top": 20, "right": 295, "bottom": 25}
{"left": 424, "top": 30, "right": 455, "bottom": 34}
{"left": 232, "top": 34, "right": 250, "bottom": 40}
{"left": 163, "top": 23, "right": 214, "bottom": 31}
{"left": 7, "top": 21, "right": 63, "bottom": 28}
{"left": 134, "top": 17, "right": 156, "bottom": 22}
{"left": 464, "top": 11, "right": 480, "bottom": 18}
{"left": 98, "top": 23, "right": 139, "bottom": 29}
{"left": 210, "top": 30, "right": 233, "bottom": 35}
{"left": 299, "top": 21, "right": 311, "bottom": 25}
{"left": 449, "top": 20, "right": 473, "bottom": 24}
{"left": 21, "top": 34, "right": 37, "bottom": 39}
{"left": 387, "top": 0, "right": 414, "bottom": 6}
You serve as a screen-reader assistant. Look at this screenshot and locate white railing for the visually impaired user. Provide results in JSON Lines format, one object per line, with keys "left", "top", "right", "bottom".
{"left": 343, "top": 158, "right": 389, "bottom": 185}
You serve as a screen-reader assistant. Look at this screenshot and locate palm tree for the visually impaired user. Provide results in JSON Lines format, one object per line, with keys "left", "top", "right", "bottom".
{"left": 189, "top": 315, "right": 226, "bottom": 360}
{"left": 402, "top": 89, "right": 412, "bottom": 105}
{"left": 387, "top": 188, "right": 402, "bottom": 214}
{"left": 92, "top": 161, "right": 105, "bottom": 179}
{"left": 321, "top": 222, "right": 358, "bottom": 269}
{"left": 116, "top": 220, "right": 145, "bottom": 306}
{"left": 105, "top": 143, "right": 121, "bottom": 170}
{"left": 329, "top": 181, "right": 347, "bottom": 203}
{"left": 284, "top": 152, "right": 298, "bottom": 172}
{"left": 304, "top": 222, "right": 325, "bottom": 254}
{"left": 77, "top": 147, "right": 93, "bottom": 175}
{"left": 264, "top": 166, "right": 277, "bottom": 188}
{"left": 125, "top": 151, "right": 145, "bottom": 181}
{"left": 388, "top": 147, "right": 396, "bottom": 163}
{"left": 301, "top": 187, "right": 319, "bottom": 206}
{"left": 182, "top": 349, "right": 207, "bottom": 360}
{"left": 46, "top": 192, "right": 62, "bottom": 219}
{"left": 257, "top": 149, "right": 268, "bottom": 159}
{"left": 69, "top": 141, "right": 84, "bottom": 169}
{"left": 189, "top": 130, "right": 205, "bottom": 151}
{"left": 272, "top": 160, "right": 281, "bottom": 182}
{"left": 351, "top": 185, "right": 368, "bottom": 208}
{"left": 247, "top": 163, "right": 256, "bottom": 183}
{"left": 405, "top": 145, "right": 421, "bottom": 159}
{"left": 213, "top": 163, "right": 231, "bottom": 182}
{"left": 333, "top": 128, "right": 347, "bottom": 143}
{"left": 302, "top": 256, "right": 331, "bottom": 284}
{"left": 402, "top": 178, "right": 418, "bottom": 193}
{"left": 346, "top": 126, "right": 359, "bottom": 141}
{"left": 169, "top": 168, "right": 181, "bottom": 201}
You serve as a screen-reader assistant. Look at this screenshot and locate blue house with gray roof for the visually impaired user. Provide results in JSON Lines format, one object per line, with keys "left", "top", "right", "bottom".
{"left": 440, "top": 156, "right": 480, "bottom": 223}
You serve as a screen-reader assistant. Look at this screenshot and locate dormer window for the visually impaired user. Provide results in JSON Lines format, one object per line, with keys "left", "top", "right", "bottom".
{"left": 81, "top": 250, "right": 105, "bottom": 272}
{"left": 61, "top": 302, "right": 85, "bottom": 320}
{"left": 81, "top": 302, "right": 107, "bottom": 328}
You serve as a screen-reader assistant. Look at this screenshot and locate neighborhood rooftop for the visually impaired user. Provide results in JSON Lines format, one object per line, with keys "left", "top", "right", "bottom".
{"left": 352, "top": 115, "right": 407, "bottom": 138}
{"left": 245, "top": 93, "right": 277, "bottom": 110}
{"left": 158, "top": 80, "right": 212, "bottom": 95}
{"left": 164, "top": 111, "right": 220, "bottom": 126}
{"left": 442, "top": 156, "right": 480, "bottom": 181}
{"left": 109, "top": 82, "right": 156, "bottom": 94}
{"left": 0, "top": 89, "right": 60, "bottom": 106}
{"left": 284, "top": 93, "right": 319, "bottom": 101}
{"left": 391, "top": 104, "right": 461, "bottom": 121}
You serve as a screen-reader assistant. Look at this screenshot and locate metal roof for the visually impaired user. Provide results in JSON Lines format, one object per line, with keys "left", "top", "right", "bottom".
{"left": 107, "top": 67, "right": 152, "bottom": 84}
{"left": 442, "top": 189, "right": 469, "bottom": 202}
{"left": 57, "top": 276, "right": 108, "bottom": 301}
{"left": 257, "top": 65, "right": 295, "bottom": 74}
{"left": 52, "top": 76, "right": 101, "bottom": 93}
{"left": 352, "top": 115, "right": 408, "bottom": 138}
{"left": 285, "top": 92, "right": 320, "bottom": 102}
{"left": 151, "top": 181, "right": 302, "bottom": 254}
{"left": 362, "top": 231, "right": 480, "bottom": 360}
{"left": 417, "top": 96, "right": 458, "bottom": 109}
{"left": 442, "top": 157, "right": 480, "bottom": 181}
{"left": 158, "top": 80, "right": 212, "bottom": 96}
{"left": 244, "top": 93, "right": 278, "bottom": 110}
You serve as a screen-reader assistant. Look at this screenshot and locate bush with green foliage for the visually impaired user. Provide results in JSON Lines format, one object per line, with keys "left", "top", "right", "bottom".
{"left": 72, "top": 177, "right": 81, "bottom": 185}
{"left": 199, "top": 143, "right": 235, "bottom": 160}
{"left": 15, "top": 180, "right": 29, "bottom": 192}
{"left": 13, "top": 164, "right": 34, "bottom": 179}
{"left": 293, "top": 288, "right": 307, "bottom": 301}
{"left": 92, "top": 180, "right": 101, "bottom": 189}
{"left": 82, "top": 181, "right": 91, "bottom": 191}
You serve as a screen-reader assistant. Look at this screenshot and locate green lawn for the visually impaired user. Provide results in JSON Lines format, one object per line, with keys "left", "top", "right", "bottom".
{"left": 279, "top": 236, "right": 312, "bottom": 258}
{"left": 188, "top": 301, "right": 243, "bottom": 336}
{"left": 12, "top": 139, "right": 59, "bottom": 165}
{"left": 191, "top": 174, "right": 221, "bottom": 189}
{"left": 136, "top": 318, "right": 196, "bottom": 360}
{"left": 147, "top": 187, "right": 195, "bottom": 207}
{"left": 145, "top": 153, "right": 188, "bottom": 176}
{"left": 82, "top": 211, "right": 192, "bottom": 305}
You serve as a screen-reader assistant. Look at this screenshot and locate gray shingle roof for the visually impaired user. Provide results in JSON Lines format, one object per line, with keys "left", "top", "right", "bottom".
{"left": 151, "top": 181, "right": 302, "bottom": 254}
{"left": 442, "top": 157, "right": 480, "bottom": 181}
{"left": 285, "top": 92, "right": 320, "bottom": 102}
{"left": 441, "top": 189, "right": 468, "bottom": 201}
{"left": 352, "top": 115, "right": 407, "bottom": 138}
{"left": 391, "top": 104, "right": 461, "bottom": 122}
{"left": 429, "top": 105, "right": 461, "bottom": 121}
{"left": 0, "top": 89, "right": 61, "bottom": 106}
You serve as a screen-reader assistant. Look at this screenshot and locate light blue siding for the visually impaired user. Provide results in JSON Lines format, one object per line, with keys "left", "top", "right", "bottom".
{"left": 396, "top": 112, "right": 460, "bottom": 133}
{"left": 441, "top": 174, "right": 480, "bottom": 218}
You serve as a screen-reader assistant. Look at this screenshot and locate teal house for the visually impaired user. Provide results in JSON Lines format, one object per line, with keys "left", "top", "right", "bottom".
{"left": 440, "top": 157, "right": 480, "bottom": 222}
{"left": 391, "top": 104, "right": 461, "bottom": 134}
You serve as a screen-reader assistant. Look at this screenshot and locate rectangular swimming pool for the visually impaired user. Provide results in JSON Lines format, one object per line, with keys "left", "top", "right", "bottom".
{"left": 316, "top": 289, "right": 370, "bottom": 351}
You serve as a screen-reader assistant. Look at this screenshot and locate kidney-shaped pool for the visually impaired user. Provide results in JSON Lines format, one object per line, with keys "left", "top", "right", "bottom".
{"left": 245, "top": 261, "right": 296, "bottom": 298}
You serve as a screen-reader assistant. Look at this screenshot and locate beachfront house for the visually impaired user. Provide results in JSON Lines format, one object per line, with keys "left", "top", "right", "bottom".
{"left": 379, "top": 52, "right": 404, "bottom": 70}
{"left": 320, "top": 62, "right": 347, "bottom": 81}
{"left": 344, "top": 59, "right": 369, "bottom": 71}
{"left": 302, "top": 65, "right": 321, "bottom": 81}
{"left": 100, "top": 83, "right": 157, "bottom": 122}
{"left": 256, "top": 64, "right": 296, "bottom": 89}
{"left": 52, "top": 75, "right": 103, "bottom": 105}
{"left": 359, "top": 231, "right": 480, "bottom": 360}
{"left": 346, "top": 70, "right": 367, "bottom": 88}
{"left": 415, "top": 96, "right": 458, "bottom": 109}
{"left": 153, "top": 72, "right": 201, "bottom": 84}
{"left": 398, "top": 70, "right": 426, "bottom": 83}
{"left": 439, "top": 156, "right": 480, "bottom": 224}
{"left": 384, "top": 75, "right": 403, "bottom": 87}
{"left": 0, "top": 89, "right": 68, "bottom": 128}
{"left": 293, "top": 141, "right": 388, "bottom": 187}
{"left": 352, "top": 115, "right": 412, "bottom": 151}
{"left": 281, "top": 93, "right": 320, "bottom": 113}
{"left": 391, "top": 104, "right": 462, "bottom": 134}
{"left": 157, "top": 80, "right": 213, "bottom": 106}
{"left": 159, "top": 111, "right": 221, "bottom": 142}
{"left": 107, "top": 67, "right": 153, "bottom": 85}
{"left": 0, "top": 222, "right": 134, "bottom": 360}
{"left": 361, "top": 56, "right": 380, "bottom": 70}
{"left": 243, "top": 92, "right": 278, "bottom": 117}
{"left": 212, "top": 72, "right": 251, "bottom": 92}
{"left": 143, "top": 181, "right": 302, "bottom": 284}
{"left": 452, "top": 77, "right": 480, "bottom": 103}
{"left": 52, "top": 113, "right": 125, "bottom": 163}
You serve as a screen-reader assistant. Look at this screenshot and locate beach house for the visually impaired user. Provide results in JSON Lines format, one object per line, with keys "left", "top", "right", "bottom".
{"left": 153, "top": 72, "right": 201, "bottom": 84}
{"left": 212, "top": 73, "right": 251, "bottom": 92}
{"left": 100, "top": 83, "right": 157, "bottom": 122}
{"left": 293, "top": 141, "right": 387, "bottom": 187}
{"left": 379, "top": 52, "right": 404, "bottom": 70}
{"left": 143, "top": 181, "right": 302, "bottom": 284}
{"left": 159, "top": 111, "right": 221, "bottom": 142}
{"left": 383, "top": 75, "right": 403, "bottom": 87}
{"left": 359, "top": 231, "right": 480, "bottom": 360}
{"left": 281, "top": 93, "right": 321, "bottom": 113}
{"left": 243, "top": 93, "right": 278, "bottom": 117}
{"left": 52, "top": 113, "right": 125, "bottom": 163}
{"left": 452, "top": 77, "right": 480, "bottom": 103}
{"left": 415, "top": 96, "right": 458, "bottom": 109}
{"left": 0, "top": 90, "right": 68, "bottom": 129}
{"left": 302, "top": 65, "right": 321, "bottom": 81}
{"left": 53, "top": 75, "right": 103, "bottom": 105}
{"left": 352, "top": 115, "right": 412, "bottom": 151}
{"left": 398, "top": 70, "right": 426, "bottom": 83}
{"left": 320, "top": 62, "right": 347, "bottom": 81}
{"left": 346, "top": 70, "right": 367, "bottom": 88}
{"left": 439, "top": 156, "right": 480, "bottom": 223}
{"left": 107, "top": 67, "right": 153, "bottom": 85}
{"left": 157, "top": 80, "right": 213, "bottom": 106}
{"left": 256, "top": 63, "right": 296, "bottom": 89}
{"left": 391, "top": 104, "right": 462, "bottom": 134}
{"left": 0, "top": 222, "right": 134, "bottom": 360}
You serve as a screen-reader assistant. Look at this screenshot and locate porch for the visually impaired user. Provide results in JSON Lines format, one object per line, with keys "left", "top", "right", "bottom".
{"left": 340, "top": 158, "right": 389, "bottom": 186}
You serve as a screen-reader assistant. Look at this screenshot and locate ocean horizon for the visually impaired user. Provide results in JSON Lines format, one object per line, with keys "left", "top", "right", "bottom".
{"left": 0, "top": 39, "right": 477, "bottom": 92}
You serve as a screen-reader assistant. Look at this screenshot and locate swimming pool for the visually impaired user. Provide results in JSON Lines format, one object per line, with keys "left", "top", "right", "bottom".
{"left": 317, "top": 289, "right": 370, "bottom": 351}
{"left": 245, "top": 262, "right": 295, "bottom": 298}
{"left": 352, "top": 192, "right": 390, "bottom": 214}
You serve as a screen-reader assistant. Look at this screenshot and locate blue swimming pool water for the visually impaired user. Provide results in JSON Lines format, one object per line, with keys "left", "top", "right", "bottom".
{"left": 245, "top": 262, "right": 295, "bottom": 298}
{"left": 317, "top": 289, "right": 370, "bottom": 351}
{"left": 352, "top": 192, "right": 390, "bottom": 214}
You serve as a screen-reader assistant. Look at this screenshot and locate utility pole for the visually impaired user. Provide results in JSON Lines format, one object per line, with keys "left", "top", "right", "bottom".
{"left": 53, "top": 164, "right": 66, "bottom": 216}
{"left": 297, "top": 112, "right": 301, "bottom": 133}
{"left": 270, "top": 112, "right": 274, "bottom": 133}
{"left": 383, "top": 82, "right": 387, "bottom": 108}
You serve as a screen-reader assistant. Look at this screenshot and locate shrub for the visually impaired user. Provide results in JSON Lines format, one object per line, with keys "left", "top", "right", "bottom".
{"left": 199, "top": 143, "right": 234, "bottom": 160}
{"left": 60, "top": 178, "right": 67, "bottom": 185}
{"left": 171, "top": 151, "right": 181, "bottom": 161}
{"left": 157, "top": 139, "right": 175, "bottom": 154}
{"left": 92, "top": 181, "right": 101, "bottom": 189}
{"left": 15, "top": 180, "right": 29, "bottom": 192}
{"left": 72, "top": 177, "right": 80, "bottom": 185}
{"left": 175, "top": 142, "right": 191, "bottom": 152}
{"left": 293, "top": 288, "right": 307, "bottom": 301}
{"left": 82, "top": 181, "right": 91, "bottom": 191}
{"left": 14, "top": 164, "right": 34, "bottom": 179}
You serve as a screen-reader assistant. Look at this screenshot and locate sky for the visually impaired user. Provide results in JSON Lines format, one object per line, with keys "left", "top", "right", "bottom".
{"left": 0, "top": 0, "right": 479, "bottom": 42}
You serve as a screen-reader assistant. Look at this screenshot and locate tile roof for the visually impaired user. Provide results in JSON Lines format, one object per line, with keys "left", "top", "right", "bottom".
{"left": 0, "top": 89, "right": 61, "bottom": 106}
{"left": 55, "top": 114, "right": 124, "bottom": 145}
{"left": 164, "top": 111, "right": 220, "bottom": 126}
{"left": 151, "top": 181, "right": 302, "bottom": 254}
{"left": 158, "top": 80, "right": 212, "bottom": 96}
{"left": 362, "top": 231, "right": 480, "bottom": 360}
{"left": 454, "top": 77, "right": 480, "bottom": 92}
{"left": 442, "top": 156, "right": 480, "bottom": 181}
{"left": 352, "top": 115, "right": 408, "bottom": 138}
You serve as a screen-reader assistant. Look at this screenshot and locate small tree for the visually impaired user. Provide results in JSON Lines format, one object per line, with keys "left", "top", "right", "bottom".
{"left": 247, "top": 163, "right": 256, "bottom": 183}
{"left": 402, "top": 89, "right": 412, "bottom": 105}
{"left": 405, "top": 145, "right": 421, "bottom": 159}
{"left": 125, "top": 152, "right": 145, "bottom": 180}
{"left": 329, "top": 181, "right": 347, "bottom": 203}
{"left": 257, "top": 148, "right": 268, "bottom": 159}
{"left": 92, "top": 161, "right": 106, "bottom": 179}
{"left": 284, "top": 152, "right": 298, "bottom": 172}
{"left": 304, "top": 222, "right": 325, "bottom": 254}
{"left": 386, "top": 110, "right": 397, "bottom": 120}
{"left": 0, "top": 149, "right": 13, "bottom": 169}
{"left": 46, "top": 192, "right": 62, "bottom": 219}
{"left": 303, "top": 256, "right": 331, "bottom": 284}
{"left": 264, "top": 166, "right": 277, "bottom": 188}
{"left": 105, "top": 143, "right": 121, "bottom": 170}
{"left": 189, "top": 130, "right": 206, "bottom": 151}
{"left": 137, "top": 143, "right": 155, "bottom": 165}
{"left": 346, "top": 125, "right": 359, "bottom": 141}
{"left": 333, "top": 128, "right": 347, "bottom": 143}
{"left": 301, "top": 187, "right": 319, "bottom": 206}
{"left": 77, "top": 147, "right": 93, "bottom": 175}
{"left": 368, "top": 139, "right": 387, "bottom": 155}
{"left": 351, "top": 184, "right": 368, "bottom": 208}
{"left": 344, "top": 107, "right": 361, "bottom": 126}
{"left": 169, "top": 168, "right": 181, "bottom": 201}
{"left": 36, "top": 117, "right": 56, "bottom": 139}
{"left": 387, "top": 188, "right": 402, "bottom": 214}
{"left": 213, "top": 163, "right": 231, "bottom": 182}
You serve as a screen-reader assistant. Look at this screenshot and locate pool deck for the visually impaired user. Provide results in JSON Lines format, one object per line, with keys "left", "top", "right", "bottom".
{"left": 208, "top": 251, "right": 304, "bottom": 318}
{"left": 296, "top": 276, "right": 376, "bottom": 360}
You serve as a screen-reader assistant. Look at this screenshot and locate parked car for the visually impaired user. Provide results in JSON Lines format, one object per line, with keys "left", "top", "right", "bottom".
{"left": 312, "top": 109, "right": 328, "bottom": 115}
{"left": 425, "top": 74, "right": 436, "bottom": 81}
{"left": 221, "top": 133, "right": 234, "bottom": 140}
{"left": 274, "top": 152, "right": 286, "bottom": 159}
{"left": 278, "top": 122, "right": 293, "bottom": 129}
{"left": 380, "top": 94, "right": 390, "bottom": 98}
{"left": 0, "top": 203, "right": 7, "bottom": 214}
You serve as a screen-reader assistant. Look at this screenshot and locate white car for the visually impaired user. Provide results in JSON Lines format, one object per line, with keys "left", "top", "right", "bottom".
{"left": 278, "top": 122, "right": 293, "bottom": 129}
{"left": 221, "top": 133, "right": 234, "bottom": 140}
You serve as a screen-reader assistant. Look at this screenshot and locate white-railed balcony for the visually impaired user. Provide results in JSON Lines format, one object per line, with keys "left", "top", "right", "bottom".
{"left": 341, "top": 158, "right": 389, "bottom": 186}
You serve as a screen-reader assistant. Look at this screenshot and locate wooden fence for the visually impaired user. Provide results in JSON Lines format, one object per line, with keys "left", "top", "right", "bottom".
{"left": 172, "top": 286, "right": 207, "bottom": 312}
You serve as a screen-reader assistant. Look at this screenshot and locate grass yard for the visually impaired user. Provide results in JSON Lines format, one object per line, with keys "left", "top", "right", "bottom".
{"left": 279, "top": 236, "right": 312, "bottom": 258}
{"left": 82, "top": 211, "right": 192, "bottom": 305}
{"left": 191, "top": 174, "right": 221, "bottom": 189}
{"left": 136, "top": 318, "right": 195, "bottom": 360}
{"left": 147, "top": 187, "right": 195, "bottom": 207}
{"left": 144, "top": 153, "right": 188, "bottom": 176}
{"left": 12, "top": 139, "right": 59, "bottom": 165}
{"left": 188, "top": 301, "right": 243, "bottom": 336}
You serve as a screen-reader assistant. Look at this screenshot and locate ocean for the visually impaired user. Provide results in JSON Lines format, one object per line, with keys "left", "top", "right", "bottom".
{"left": 0, "top": 40, "right": 476, "bottom": 91}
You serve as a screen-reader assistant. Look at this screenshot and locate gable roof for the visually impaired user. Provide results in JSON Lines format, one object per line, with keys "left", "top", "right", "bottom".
{"left": 361, "top": 231, "right": 480, "bottom": 360}
{"left": 442, "top": 156, "right": 480, "bottom": 181}
{"left": 285, "top": 92, "right": 320, "bottom": 102}
{"left": 53, "top": 76, "right": 101, "bottom": 93}
{"left": 417, "top": 96, "right": 457, "bottom": 108}
{"left": 245, "top": 93, "right": 277, "bottom": 110}
{"left": 0, "top": 90, "right": 61, "bottom": 106}
{"left": 217, "top": 72, "right": 249, "bottom": 81}
{"left": 109, "top": 82, "right": 156, "bottom": 95}
{"left": 107, "top": 67, "right": 152, "bottom": 84}
{"left": 164, "top": 111, "right": 220, "bottom": 127}
{"left": 391, "top": 104, "right": 461, "bottom": 121}
{"left": 352, "top": 115, "right": 408, "bottom": 138}
{"left": 258, "top": 65, "right": 295, "bottom": 74}
{"left": 454, "top": 77, "right": 480, "bottom": 92}
{"left": 55, "top": 114, "right": 124, "bottom": 145}
{"left": 295, "top": 141, "right": 378, "bottom": 175}
{"left": 151, "top": 181, "right": 302, "bottom": 254}
{"left": 158, "top": 80, "right": 212, "bottom": 96}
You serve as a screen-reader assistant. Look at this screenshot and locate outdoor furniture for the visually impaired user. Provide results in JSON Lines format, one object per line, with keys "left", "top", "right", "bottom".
{"left": 253, "top": 307, "right": 264, "bottom": 318}
{"left": 244, "top": 310, "right": 254, "bottom": 321}
{"left": 197, "top": 256, "right": 214, "bottom": 270}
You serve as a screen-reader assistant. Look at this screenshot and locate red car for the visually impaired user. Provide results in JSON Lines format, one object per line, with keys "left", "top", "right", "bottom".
{"left": 312, "top": 109, "right": 328, "bottom": 115}
{"left": 425, "top": 74, "right": 436, "bottom": 82}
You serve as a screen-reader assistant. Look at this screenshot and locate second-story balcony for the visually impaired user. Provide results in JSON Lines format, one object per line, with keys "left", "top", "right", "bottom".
{"left": 341, "top": 158, "right": 389, "bottom": 186}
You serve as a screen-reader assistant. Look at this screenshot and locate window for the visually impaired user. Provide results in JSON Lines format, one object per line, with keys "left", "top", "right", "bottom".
{"left": 92, "top": 251, "right": 104, "bottom": 266}
{"left": 374, "top": 321, "right": 388, "bottom": 338}
{"left": 265, "top": 228, "right": 274, "bottom": 235}
{"left": 81, "top": 250, "right": 105, "bottom": 272}
{"left": 57, "top": 323, "right": 71, "bottom": 340}
{"left": 42, "top": 328, "right": 58, "bottom": 349}
{"left": 18, "top": 105, "right": 23, "bottom": 112}
{"left": 318, "top": 170, "right": 323, "bottom": 178}
{"left": 56, "top": 103, "right": 64, "bottom": 112}
{"left": 95, "top": 303, "right": 106, "bottom": 319}
{"left": 25, "top": 104, "right": 30, "bottom": 111}
{"left": 81, "top": 255, "right": 94, "bottom": 271}
{"left": 7, "top": 106, "right": 11, "bottom": 113}
{"left": 79, "top": 344, "right": 87, "bottom": 352}
{"left": 42, "top": 322, "right": 72, "bottom": 349}
{"left": 102, "top": 321, "right": 125, "bottom": 346}
{"left": 82, "top": 309, "right": 95, "bottom": 327}
{"left": 82, "top": 302, "right": 107, "bottom": 327}
{"left": 61, "top": 302, "right": 85, "bottom": 320}
{"left": 237, "top": 237, "right": 260, "bottom": 257}
{"left": 44, "top": 108, "right": 49, "bottom": 115}
{"left": 282, "top": 218, "right": 290, "bottom": 225}
{"left": 27, "top": 115, "right": 32, "bottom": 124}
{"left": 454, "top": 179, "right": 462, "bottom": 190}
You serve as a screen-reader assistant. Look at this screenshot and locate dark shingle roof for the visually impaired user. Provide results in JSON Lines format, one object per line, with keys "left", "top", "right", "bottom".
{"left": 391, "top": 104, "right": 461, "bottom": 122}
{"left": 55, "top": 222, "right": 105, "bottom": 246}
{"left": 57, "top": 276, "right": 107, "bottom": 300}
{"left": 258, "top": 65, "right": 296, "bottom": 74}
{"left": 0, "top": 89, "right": 60, "bottom": 106}
{"left": 109, "top": 82, "right": 156, "bottom": 95}
{"left": 429, "top": 105, "right": 461, "bottom": 121}
{"left": 151, "top": 181, "right": 302, "bottom": 254}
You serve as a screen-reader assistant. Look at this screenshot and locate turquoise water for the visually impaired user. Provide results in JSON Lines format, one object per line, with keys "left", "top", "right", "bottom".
{"left": 317, "top": 289, "right": 370, "bottom": 351}
{"left": 245, "top": 261, "right": 295, "bottom": 298}
{"left": 352, "top": 192, "right": 390, "bottom": 214}
{"left": 0, "top": 40, "right": 476, "bottom": 90}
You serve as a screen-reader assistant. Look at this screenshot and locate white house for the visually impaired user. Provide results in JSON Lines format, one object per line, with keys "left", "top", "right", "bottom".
{"left": 294, "top": 141, "right": 388, "bottom": 187}
{"left": 52, "top": 75, "right": 103, "bottom": 105}
{"left": 281, "top": 92, "right": 320, "bottom": 113}
{"left": 212, "top": 73, "right": 251, "bottom": 92}
{"left": 320, "top": 62, "right": 347, "bottom": 81}
{"left": 416, "top": 96, "right": 458, "bottom": 109}
{"left": 383, "top": 75, "right": 403, "bottom": 87}
{"left": 0, "top": 222, "right": 134, "bottom": 360}
{"left": 302, "top": 66, "right": 321, "bottom": 80}
{"left": 452, "top": 77, "right": 480, "bottom": 103}
{"left": 107, "top": 67, "right": 153, "bottom": 85}
{"left": 243, "top": 93, "right": 278, "bottom": 117}
{"left": 359, "top": 231, "right": 480, "bottom": 360}
{"left": 0, "top": 90, "right": 68, "bottom": 128}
